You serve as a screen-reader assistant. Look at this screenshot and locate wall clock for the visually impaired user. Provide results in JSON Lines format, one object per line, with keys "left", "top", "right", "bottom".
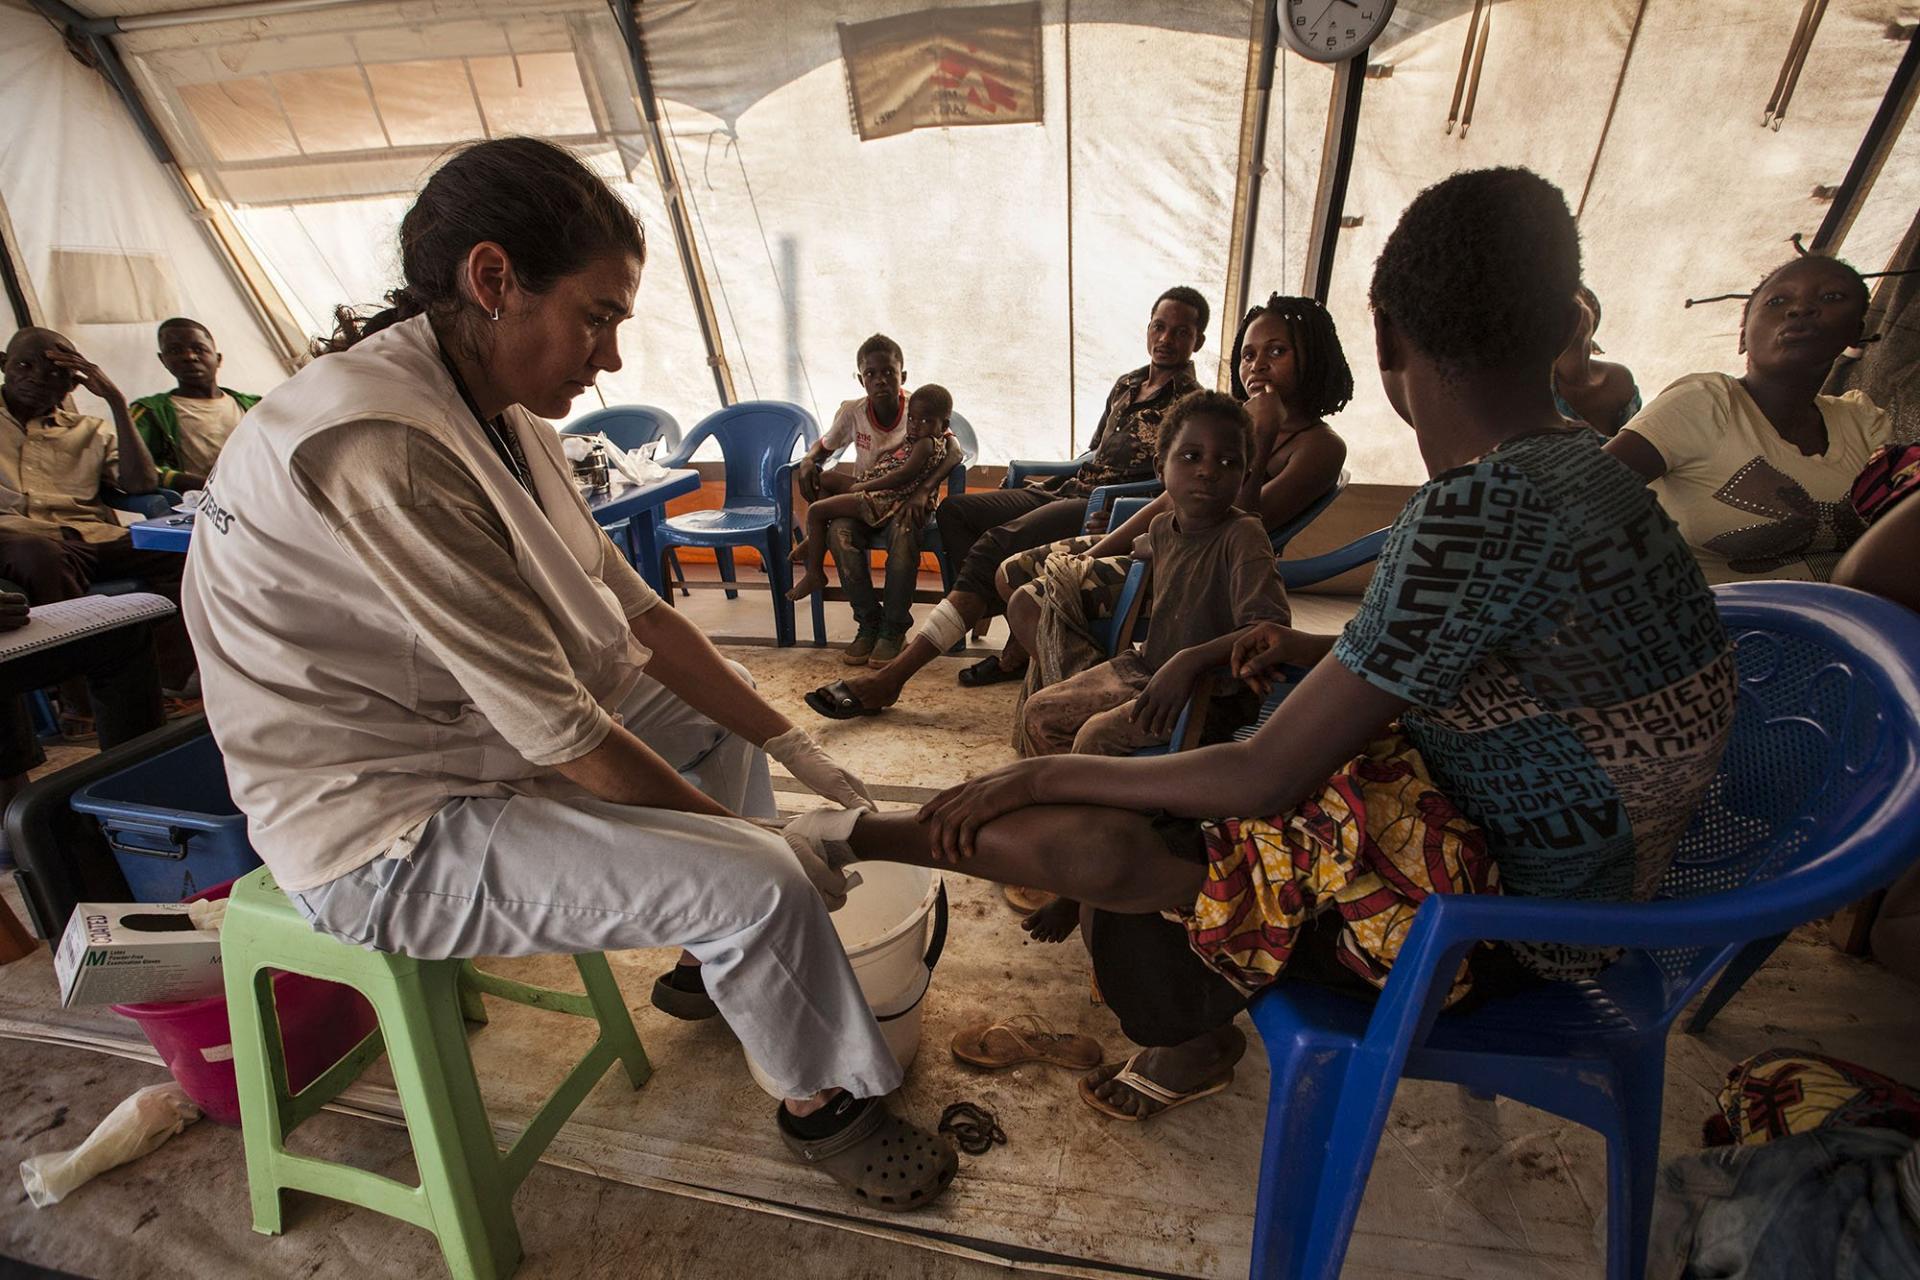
{"left": 1280, "top": 0, "right": 1396, "bottom": 63}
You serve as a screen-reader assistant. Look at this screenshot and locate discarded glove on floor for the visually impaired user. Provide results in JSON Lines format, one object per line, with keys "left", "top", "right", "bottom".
{"left": 939, "top": 1101, "right": 1007, "bottom": 1156}
{"left": 19, "top": 1081, "right": 201, "bottom": 1207}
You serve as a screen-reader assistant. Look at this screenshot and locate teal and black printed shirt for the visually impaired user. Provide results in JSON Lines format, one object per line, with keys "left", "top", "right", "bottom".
{"left": 1332, "top": 428, "right": 1736, "bottom": 979}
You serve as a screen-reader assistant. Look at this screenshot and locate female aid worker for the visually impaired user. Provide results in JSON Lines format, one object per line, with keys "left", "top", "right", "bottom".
{"left": 181, "top": 138, "right": 956, "bottom": 1208}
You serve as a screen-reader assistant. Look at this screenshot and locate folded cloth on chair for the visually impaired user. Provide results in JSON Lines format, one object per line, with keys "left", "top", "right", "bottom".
{"left": 1850, "top": 441, "right": 1920, "bottom": 526}
{"left": 1703, "top": 1048, "right": 1920, "bottom": 1147}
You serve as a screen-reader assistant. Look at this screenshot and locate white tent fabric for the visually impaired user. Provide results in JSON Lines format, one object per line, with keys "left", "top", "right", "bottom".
{"left": 4, "top": 0, "right": 1915, "bottom": 480}
{"left": 0, "top": 3, "right": 287, "bottom": 410}
{"left": 637, "top": 1, "right": 1260, "bottom": 457}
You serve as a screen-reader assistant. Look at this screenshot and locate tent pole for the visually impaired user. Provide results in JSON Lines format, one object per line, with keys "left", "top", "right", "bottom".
{"left": 1220, "top": 0, "right": 1281, "bottom": 389}
{"left": 72, "top": 0, "right": 370, "bottom": 34}
{"left": 1064, "top": 0, "right": 1077, "bottom": 452}
{"left": 0, "top": 195, "right": 47, "bottom": 328}
{"left": 1574, "top": 0, "right": 1648, "bottom": 221}
{"left": 1812, "top": 25, "right": 1919, "bottom": 255}
{"left": 26, "top": 0, "right": 307, "bottom": 370}
{"left": 1300, "top": 57, "right": 1365, "bottom": 306}
{"left": 611, "top": 0, "right": 736, "bottom": 407}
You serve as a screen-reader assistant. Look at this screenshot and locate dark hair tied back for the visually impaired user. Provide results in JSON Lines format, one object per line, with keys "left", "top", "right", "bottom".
{"left": 317, "top": 137, "right": 645, "bottom": 356}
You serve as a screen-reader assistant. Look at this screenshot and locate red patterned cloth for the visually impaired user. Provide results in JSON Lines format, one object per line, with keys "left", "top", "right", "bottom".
{"left": 1185, "top": 732, "right": 1497, "bottom": 1001}
{"left": 1849, "top": 441, "right": 1920, "bottom": 526}
{"left": 1703, "top": 1048, "right": 1920, "bottom": 1147}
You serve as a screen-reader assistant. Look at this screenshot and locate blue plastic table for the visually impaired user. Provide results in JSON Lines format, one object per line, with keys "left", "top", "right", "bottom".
{"left": 128, "top": 512, "right": 196, "bottom": 552}
{"left": 129, "top": 468, "right": 703, "bottom": 594}
{"left": 587, "top": 468, "right": 702, "bottom": 593}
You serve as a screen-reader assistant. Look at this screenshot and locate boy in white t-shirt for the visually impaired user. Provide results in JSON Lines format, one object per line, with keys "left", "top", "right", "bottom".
{"left": 130, "top": 318, "right": 261, "bottom": 492}
{"left": 796, "top": 335, "right": 959, "bottom": 664}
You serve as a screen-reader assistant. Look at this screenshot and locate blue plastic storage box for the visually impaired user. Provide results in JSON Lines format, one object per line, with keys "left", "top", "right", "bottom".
{"left": 70, "top": 732, "right": 259, "bottom": 903}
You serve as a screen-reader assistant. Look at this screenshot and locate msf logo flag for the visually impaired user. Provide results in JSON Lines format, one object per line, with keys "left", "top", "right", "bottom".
{"left": 840, "top": 2, "right": 1043, "bottom": 141}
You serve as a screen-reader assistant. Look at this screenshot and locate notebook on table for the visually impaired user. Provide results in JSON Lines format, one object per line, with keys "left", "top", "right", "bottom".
{"left": 0, "top": 593, "right": 176, "bottom": 666}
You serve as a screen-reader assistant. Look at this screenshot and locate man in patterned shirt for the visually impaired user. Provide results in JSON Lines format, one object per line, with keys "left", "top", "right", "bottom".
{"left": 806, "top": 287, "right": 1207, "bottom": 718}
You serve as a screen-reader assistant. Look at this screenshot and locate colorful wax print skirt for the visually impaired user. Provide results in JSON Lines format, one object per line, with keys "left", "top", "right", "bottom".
{"left": 1185, "top": 731, "right": 1496, "bottom": 1003}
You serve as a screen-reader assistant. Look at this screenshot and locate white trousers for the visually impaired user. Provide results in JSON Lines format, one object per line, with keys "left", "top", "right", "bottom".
{"left": 291, "top": 662, "right": 903, "bottom": 1100}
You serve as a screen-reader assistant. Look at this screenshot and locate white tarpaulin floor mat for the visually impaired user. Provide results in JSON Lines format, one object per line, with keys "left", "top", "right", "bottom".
{"left": 4, "top": 644, "right": 1919, "bottom": 1278}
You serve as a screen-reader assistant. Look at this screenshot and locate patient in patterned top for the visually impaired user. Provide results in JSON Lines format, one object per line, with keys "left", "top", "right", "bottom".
{"left": 1605, "top": 254, "right": 1890, "bottom": 583}
{"left": 810, "top": 167, "right": 1742, "bottom": 1122}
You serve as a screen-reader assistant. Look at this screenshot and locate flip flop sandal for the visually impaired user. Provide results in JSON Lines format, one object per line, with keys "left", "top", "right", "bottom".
{"left": 951, "top": 1014, "right": 1103, "bottom": 1071}
{"left": 1077, "top": 1051, "right": 1234, "bottom": 1122}
{"left": 1002, "top": 884, "right": 1055, "bottom": 913}
{"left": 957, "top": 655, "right": 1027, "bottom": 687}
{"left": 779, "top": 1100, "right": 958, "bottom": 1211}
{"left": 805, "top": 680, "right": 883, "bottom": 720}
{"left": 650, "top": 969, "right": 719, "bottom": 1021}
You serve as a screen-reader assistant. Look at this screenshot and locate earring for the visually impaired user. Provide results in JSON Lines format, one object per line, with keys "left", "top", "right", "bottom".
{"left": 491, "top": 306, "right": 500, "bottom": 321}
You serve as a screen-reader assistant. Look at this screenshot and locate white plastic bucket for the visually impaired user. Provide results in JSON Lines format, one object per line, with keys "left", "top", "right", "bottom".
{"left": 745, "top": 863, "right": 946, "bottom": 1098}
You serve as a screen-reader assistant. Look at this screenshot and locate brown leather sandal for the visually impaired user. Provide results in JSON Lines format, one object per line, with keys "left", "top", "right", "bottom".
{"left": 1002, "top": 884, "right": 1055, "bottom": 913}
{"left": 950, "top": 1014, "right": 1104, "bottom": 1071}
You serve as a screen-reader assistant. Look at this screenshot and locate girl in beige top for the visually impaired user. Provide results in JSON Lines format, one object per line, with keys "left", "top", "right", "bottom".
{"left": 1606, "top": 255, "right": 1889, "bottom": 583}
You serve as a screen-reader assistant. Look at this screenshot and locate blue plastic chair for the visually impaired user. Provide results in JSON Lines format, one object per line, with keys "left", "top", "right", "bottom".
{"left": 97, "top": 488, "right": 182, "bottom": 593}
{"left": 806, "top": 410, "right": 980, "bottom": 646}
{"left": 1240, "top": 582, "right": 1920, "bottom": 1280}
{"left": 1270, "top": 471, "right": 1348, "bottom": 556}
{"left": 563, "top": 406, "right": 685, "bottom": 590}
{"left": 1001, "top": 452, "right": 1090, "bottom": 490}
{"left": 564, "top": 404, "right": 682, "bottom": 456}
{"left": 654, "top": 401, "right": 817, "bottom": 647}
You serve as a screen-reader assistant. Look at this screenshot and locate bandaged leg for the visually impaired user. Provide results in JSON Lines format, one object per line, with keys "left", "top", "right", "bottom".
{"left": 911, "top": 599, "right": 969, "bottom": 655}
{"left": 784, "top": 805, "right": 866, "bottom": 872}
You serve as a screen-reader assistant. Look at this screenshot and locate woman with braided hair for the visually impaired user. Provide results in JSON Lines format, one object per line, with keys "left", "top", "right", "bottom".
{"left": 1605, "top": 254, "right": 1889, "bottom": 583}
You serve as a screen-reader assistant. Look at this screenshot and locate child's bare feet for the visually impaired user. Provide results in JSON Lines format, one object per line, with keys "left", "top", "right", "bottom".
{"left": 1022, "top": 897, "right": 1081, "bottom": 943}
{"left": 786, "top": 568, "right": 826, "bottom": 602}
{"left": 789, "top": 537, "right": 810, "bottom": 563}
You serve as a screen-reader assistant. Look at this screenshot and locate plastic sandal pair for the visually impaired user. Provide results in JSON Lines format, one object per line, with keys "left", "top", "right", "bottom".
{"left": 1078, "top": 1051, "right": 1235, "bottom": 1122}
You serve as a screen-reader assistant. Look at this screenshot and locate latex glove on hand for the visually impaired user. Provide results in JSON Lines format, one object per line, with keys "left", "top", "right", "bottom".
{"left": 779, "top": 807, "right": 867, "bottom": 911}
{"left": 764, "top": 727, "right": 876, "bottom": 810}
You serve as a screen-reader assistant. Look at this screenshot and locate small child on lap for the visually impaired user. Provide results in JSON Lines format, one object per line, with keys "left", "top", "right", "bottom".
{"left": 1020, "top": 390, "right": 1289, "bottom": 938}
{"left": 788, "top": 385, "right": 960, "bottom": 602}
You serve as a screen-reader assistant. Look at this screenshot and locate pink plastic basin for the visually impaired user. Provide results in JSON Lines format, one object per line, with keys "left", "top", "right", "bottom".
{"left": 111, "top": 879, "right": 378, "bottom": 1126}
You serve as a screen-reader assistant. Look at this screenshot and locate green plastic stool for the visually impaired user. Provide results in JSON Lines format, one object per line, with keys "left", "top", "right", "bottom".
{"left": 220, "top": 866, "right": 652, "bottom": 1280}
